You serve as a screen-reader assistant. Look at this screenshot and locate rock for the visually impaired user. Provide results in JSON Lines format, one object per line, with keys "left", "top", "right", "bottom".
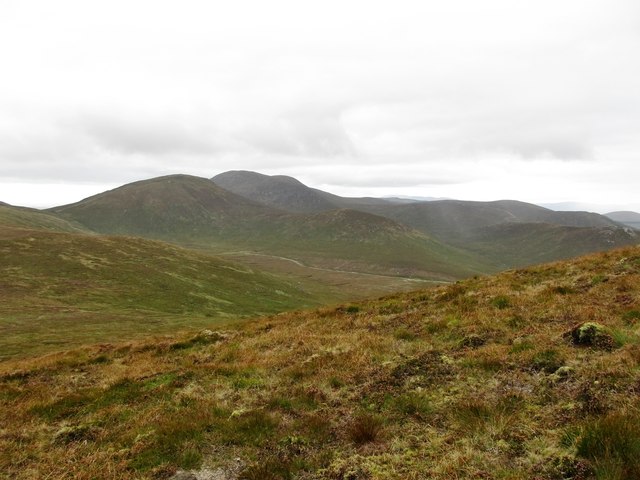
{"left": 170, "top": 459, "right": 245, "bottom": 480}
{"left": 565, "top": 322, "right": 616, "bottom": 350}
{"left": 459, "top": 333, "right": 486, "bottom": 349}
{"left": 170, "top": 472, "right": 197, "bottom": 480}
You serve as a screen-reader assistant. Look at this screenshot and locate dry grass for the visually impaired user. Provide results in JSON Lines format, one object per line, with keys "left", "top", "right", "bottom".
{"left": 1, "top": 246, "right": 640, "bottom": 478}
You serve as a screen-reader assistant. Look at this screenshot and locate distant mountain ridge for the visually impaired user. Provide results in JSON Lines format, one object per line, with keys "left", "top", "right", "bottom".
{"left": 50, "top": 174, "right": 488, "bottom": 280}
{"left": 32, "top": 171, "right": 639, "bottom": 279}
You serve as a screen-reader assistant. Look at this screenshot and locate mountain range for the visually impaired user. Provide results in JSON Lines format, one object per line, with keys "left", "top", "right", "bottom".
{"left": 37, "top": 170, "right": 637, "bottom": 277}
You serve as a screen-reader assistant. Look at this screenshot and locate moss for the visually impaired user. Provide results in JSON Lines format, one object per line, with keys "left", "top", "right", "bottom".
{"left": 566, "top": 322, "right": 617, "bottom": 350}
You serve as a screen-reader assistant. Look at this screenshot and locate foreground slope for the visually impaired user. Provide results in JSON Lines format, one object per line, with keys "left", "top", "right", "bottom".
{"left": 2, "top": 246, "right": 639, "bottom": 479}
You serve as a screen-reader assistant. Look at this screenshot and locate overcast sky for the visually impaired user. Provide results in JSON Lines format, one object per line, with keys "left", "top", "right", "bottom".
{"left": 1, "top": 0, "right": 639, "bottom": 212}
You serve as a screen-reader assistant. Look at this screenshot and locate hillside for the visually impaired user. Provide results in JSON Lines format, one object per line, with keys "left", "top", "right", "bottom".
{"left": 264, "top": 209, "right": 493, "bottom": 279}
{"left": 606, "top": 211, "right": 640, "bottom": 229}
{"left": 0, "top": 204, "right": 88, "bottom": 233}
{"left": 364, "top": 199, "right": 620, "bottom": 240}
{"left": 454, "top": 222, "right": 639, "bottom": 269}
{"left": 1, "top": 246, "right": 639, "bottom": 479}
{"left": 0, "top": 226, "right": 328, "bottom": 359}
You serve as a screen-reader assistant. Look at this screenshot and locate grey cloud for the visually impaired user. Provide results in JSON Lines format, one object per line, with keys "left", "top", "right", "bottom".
{"left": 70, "top": 113, "right": 222, "bottom": 156}
{"left": 239, "top": 107, "right": 356, "bottom": 158}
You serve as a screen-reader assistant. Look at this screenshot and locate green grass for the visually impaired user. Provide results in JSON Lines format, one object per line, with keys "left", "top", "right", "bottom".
{"left": 576, "top": 410, "right": 640, "bottom": 479}
{"left": 0, "top": 227, "right": 326, "bottom": 359}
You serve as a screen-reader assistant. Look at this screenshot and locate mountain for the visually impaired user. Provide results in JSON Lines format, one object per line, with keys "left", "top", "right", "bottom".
{"left": 212, "top": 170, "right": 342, "bottom": 213}
{"left": 46, "top": 172, "right": 637, "bottom": 278}
{"left": 212, "top": 170, "right": 394, "bottom": 213}
{"left": 357, "top": 200, "right": 637, "bottom": 268}
{"left": 211, "top": 171, "right": 636, "bottom": 268}
{"left": 50, "top": 174, "right": 279, "bottom": 240}
{"left": 605, "top": 211, "right": 640, "bottom": 229}
{"left": 3, "top": 245, "right": 639, "bottom": 478}
{"left": 363, "top": 199, "right": 620, "bottom": 239}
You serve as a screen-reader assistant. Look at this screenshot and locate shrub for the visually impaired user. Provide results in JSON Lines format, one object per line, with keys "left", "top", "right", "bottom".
{"left": 347, "top": 413, "right": 383, "bottom": 444}
{"left": 531, "top": 348, "right": 565, "bottom": 373}
{"left": 393, "top": 327, "right": 417, "bottom": 341}
{"left": 622, "top": 310, "right": 640, "bottom": 324}
{"left": 390, "top": 392, "right": 432, "bottom": 419}
{"left": 491, "top": 295, "right": 511, "bottom": 309}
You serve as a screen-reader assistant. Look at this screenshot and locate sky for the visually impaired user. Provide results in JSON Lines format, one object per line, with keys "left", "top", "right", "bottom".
{"left": 0, "top": 0, "right": 639, "bottom": 212}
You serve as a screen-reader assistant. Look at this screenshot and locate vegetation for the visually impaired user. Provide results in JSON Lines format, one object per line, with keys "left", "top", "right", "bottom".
{"left": 0, "top": 226, "right": 325, "bottom": 359}
{"left": 2, "top": 245, "right": 639, "bottom": 478}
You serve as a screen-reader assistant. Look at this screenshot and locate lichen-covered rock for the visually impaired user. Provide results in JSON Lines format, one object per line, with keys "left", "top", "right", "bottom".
{"left": 459, "top": 333, "right": 486, "bottom": 349}
{"left": 565, "top": 322, "right": 616, "bottom": 350}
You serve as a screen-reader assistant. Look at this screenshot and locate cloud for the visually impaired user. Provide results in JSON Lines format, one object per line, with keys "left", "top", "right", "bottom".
{"left": 0, "top": 0, "right": 639, "bottom": 209}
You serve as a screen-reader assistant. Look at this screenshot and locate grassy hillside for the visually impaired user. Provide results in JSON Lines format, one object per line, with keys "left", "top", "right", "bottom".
{"left": 0, "top": 204, "right": 88, "bottom": 233}
{"left": 365, "top": 200, "right": 620, "bottom": 241}
{"left": 211, "top": 171, "right": 636, "bottom": 271}
{"left": 257, "top": 209, "right": 495, "bottom": 279}
{"left": 2, "top": 246, "right": 639, "bottom": 479}
{"left": 461, "top": 223, "right": 639, "bottom": 269}
{"left": 606, "top": 211, "right": 640, "bottom": 229}
{"left": 50, "top": 174, "right": 278, "bottom": 239}
{"left": 0, "top": 227, "right": 332, "bottom": 359}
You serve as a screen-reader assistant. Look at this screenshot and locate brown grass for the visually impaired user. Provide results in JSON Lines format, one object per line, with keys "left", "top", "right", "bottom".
{"left": 1, "top": 246, "right": 639, "bottom": 478}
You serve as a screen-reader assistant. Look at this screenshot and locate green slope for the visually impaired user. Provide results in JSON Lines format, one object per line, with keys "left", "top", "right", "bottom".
{"left": 462, "top": 222, "right": 640, "bottom": 268}
{"left": 0, "top": 204, "right": 88, "bottom": 233}
{"left": 0, "top": 227, "right": 327, "bottom": 359}
{"left": 211, "top": 171, "right": 635, "bottom": 271}
{"left": 50, "top": 174, "right": 278, "bottom": 239}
